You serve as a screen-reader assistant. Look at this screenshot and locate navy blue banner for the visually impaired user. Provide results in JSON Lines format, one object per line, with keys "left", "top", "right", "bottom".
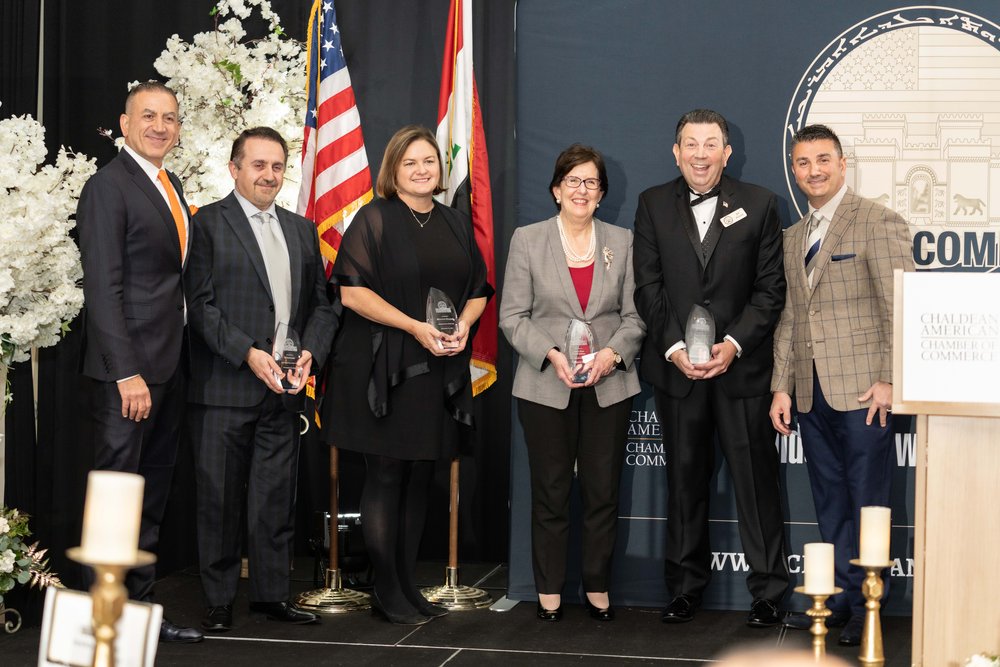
{"left": 510, "top": 0, "right": 1000, "bottom": 615}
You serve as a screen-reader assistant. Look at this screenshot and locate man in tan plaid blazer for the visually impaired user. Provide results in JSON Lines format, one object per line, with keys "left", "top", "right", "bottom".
{"left": 770, "top": 125, "right": 913, "bottom": 646}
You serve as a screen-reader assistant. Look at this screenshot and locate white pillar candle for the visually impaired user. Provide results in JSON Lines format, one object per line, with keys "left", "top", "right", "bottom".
{"left": 80, "top": 471, "right": 144, "bottom": 564}
{"left": 803, "top": 542, "right": 835, "bottom": 594}
{"left": 859, "top": 506, "right": 892, "bottom": 565}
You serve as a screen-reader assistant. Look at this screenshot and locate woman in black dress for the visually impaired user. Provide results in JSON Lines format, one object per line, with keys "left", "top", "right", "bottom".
{"left": 323, "top": 125, "right": 492, "bottom": 624}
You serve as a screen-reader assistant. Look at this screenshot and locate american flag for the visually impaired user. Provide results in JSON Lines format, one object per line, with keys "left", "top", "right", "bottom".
{"left": 297, "top": 0, "right": 373, "bottom": 272}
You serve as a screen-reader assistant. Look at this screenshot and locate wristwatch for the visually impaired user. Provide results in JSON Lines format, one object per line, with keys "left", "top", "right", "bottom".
{"left": 610, "top": 348, "right": 622, "bottom": 366}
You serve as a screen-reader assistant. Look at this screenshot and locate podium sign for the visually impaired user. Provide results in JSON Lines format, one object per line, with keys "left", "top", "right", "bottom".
{"left": 895, "top": 271, "right": 1000, "bottom": 415}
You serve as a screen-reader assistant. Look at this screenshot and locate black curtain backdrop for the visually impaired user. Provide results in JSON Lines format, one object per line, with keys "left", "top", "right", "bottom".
{"left": 0, "top": 0, "right": 40, "bottom": 117}
{"left": 2, "top": 0, "right": 515, "bottom": 610}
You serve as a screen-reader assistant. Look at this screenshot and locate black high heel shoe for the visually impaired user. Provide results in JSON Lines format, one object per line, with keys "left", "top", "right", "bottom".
{"left": 536, "top": 602, "right": 562, "bottom": 622}
{"left": 413, "top": 596, "right": 449, "bottom": 618}
{"left": 371, "top": 592, "right": 431, "bottom": 626}
{"left": 584, "top": 597, "right": 615, "bottom": 621}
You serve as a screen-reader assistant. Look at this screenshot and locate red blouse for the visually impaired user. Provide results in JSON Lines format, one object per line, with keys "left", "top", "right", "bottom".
{"left": 568, "top": 263, "right": 594, "bottom": 313}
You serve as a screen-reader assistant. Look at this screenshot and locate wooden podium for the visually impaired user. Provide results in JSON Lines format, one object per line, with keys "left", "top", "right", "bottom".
{"left": 893, "top": 271, "right": 1000, "bottom": 666}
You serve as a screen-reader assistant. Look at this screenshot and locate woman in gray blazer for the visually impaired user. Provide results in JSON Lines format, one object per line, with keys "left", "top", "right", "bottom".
{"left": 500, "top": 145, "right": 644, "bottom": 622}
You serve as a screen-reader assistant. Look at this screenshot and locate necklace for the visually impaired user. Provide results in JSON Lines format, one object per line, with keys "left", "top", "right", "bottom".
{"left": 556, "top": 214, "right": 596, "bottom": 263}
{"left": 408, "top": 205, "right": 433, "bottom": 228}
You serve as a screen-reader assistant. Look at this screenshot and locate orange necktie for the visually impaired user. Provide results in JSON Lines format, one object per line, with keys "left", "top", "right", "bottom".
{"left": 157, "top": 169, "right": 186, "bottom": 261}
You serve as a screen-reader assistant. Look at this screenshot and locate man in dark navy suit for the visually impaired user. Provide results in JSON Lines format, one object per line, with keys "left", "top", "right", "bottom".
{"left": 77, "top": 81, "right": 203, "bottom": 643}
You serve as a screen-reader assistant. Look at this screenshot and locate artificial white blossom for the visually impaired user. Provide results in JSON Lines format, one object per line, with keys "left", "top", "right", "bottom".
{"left": 0, "top": 517, "right": 8, "bottom": 535}
{"left": 967, "top": 655, "right": 1000, "bottom": 667}
{"left": 0, "top": 104, "right": 93, "bottom": 396}
{"left": 133, "top": 0, "right": 307, "bottom": 209}
{"left": 0, "top": 549, "right": 14, "bottom": 574}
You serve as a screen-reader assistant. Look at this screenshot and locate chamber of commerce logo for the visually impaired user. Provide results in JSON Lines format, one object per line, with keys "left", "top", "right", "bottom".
{"left": 784, "top": 6, "right": 1000, "bottom": 271}
{"left": 626, "top": 409, "right": 665, "bottom": 466}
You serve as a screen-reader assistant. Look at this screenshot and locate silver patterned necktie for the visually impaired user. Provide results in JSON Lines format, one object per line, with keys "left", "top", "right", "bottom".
{"left": 254, "top": 211, "right": 291, "bottom": 329}
{"left": 804, "top": 213, "right": 822, "bottom": 288}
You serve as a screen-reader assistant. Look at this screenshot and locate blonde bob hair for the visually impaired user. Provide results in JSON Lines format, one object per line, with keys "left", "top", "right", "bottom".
{"left": 375, "top": 125, "right": 446, "bottom": 198}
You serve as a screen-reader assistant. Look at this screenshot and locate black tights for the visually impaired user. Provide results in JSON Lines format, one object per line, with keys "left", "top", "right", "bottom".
{"left": 361, "top": 454, "right": 434, "bottom": 615}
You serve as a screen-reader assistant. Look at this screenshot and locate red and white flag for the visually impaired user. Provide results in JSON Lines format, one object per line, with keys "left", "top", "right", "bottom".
{"left": 298, "top": 0, "right": 373, "bottom": 273}
{"left": 435, "top": 0, "right": 497, "bottom": 396}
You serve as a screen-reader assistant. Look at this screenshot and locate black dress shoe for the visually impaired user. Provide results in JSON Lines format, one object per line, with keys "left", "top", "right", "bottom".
{"left": 159, "top": 619, "right": 204, "bottom": 643}
{"left": 536, "top": 602, "right": 562, "bottom": 622}
{"left": 202, "top": 605, "right": 233, "bottom": 632}
{"left": 746, "top": 598, "right": 782, "bottom": 628}
{"left": 584, "top": 598, "right": 615, "bottom": 621}
{"left": 783, "top": 610, "right": 851, "bottom": 630}
{"left": 248, "top": 601, "right": 319, "bottom": 624}
{"left": 660, "top": 595, "right": 696, "bottom": 623}
{"left": 837, "top": 614, "right": 865, "bottom": 646}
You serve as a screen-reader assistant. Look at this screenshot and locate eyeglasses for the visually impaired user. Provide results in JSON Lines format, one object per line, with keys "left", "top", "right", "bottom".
{"left": 562, "top": 176, "right": 601, "bottom": 190}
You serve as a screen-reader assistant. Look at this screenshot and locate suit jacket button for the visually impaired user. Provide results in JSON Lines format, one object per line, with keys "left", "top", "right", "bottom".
{"left": 269, "top": 305, "right": 275, "bottom": 312}
{"left": 266, "top": 338, "right": 273, "bottom": 346}
{"left": 806, "top": 342, "right": 812, "bottom": 348}
{"left": 809, "top": 309, "right": 816, "bottom": 316}
{"left": 703, "top": 299, "right": 711, "bottom": 306}
{"left": 177, "top": 305, "right": 183, "bottom": 311}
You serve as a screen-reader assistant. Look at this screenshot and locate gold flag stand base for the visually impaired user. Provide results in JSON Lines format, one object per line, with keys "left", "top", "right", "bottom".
{"left": 294, "top": 568, "right": 371, "bottom": 614}
{"left": 421, "top": 566, "right": 492, "bottom": 610}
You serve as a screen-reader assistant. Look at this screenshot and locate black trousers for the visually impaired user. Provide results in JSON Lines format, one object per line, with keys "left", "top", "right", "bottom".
{"left": 518, "top": 388, "right": 631, "bottom": 594}
{"left": 656, "top": 381, "right": 789, "bottom": 604}
{"left": 89, "top": 367, "right": 184, "bottom": 602}
{"left": 189, "top": 392, "right": 301, "bottom": 605}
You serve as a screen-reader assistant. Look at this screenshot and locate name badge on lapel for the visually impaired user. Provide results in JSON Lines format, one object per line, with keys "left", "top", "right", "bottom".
{"left": 721, "top": 208, "right": 747, "bottom": 227}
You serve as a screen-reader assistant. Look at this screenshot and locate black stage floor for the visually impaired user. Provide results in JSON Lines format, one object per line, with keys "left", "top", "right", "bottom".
{"left": 2, "top": 561, "right": 913, "bottom": 666}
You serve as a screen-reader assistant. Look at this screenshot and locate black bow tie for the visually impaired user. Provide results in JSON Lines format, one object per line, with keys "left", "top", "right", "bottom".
{"left": 688, "top": 185, "right": 721, "bottom": 207}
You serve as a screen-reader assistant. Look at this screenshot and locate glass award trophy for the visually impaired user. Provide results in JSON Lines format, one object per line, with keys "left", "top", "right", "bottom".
{"left": 565, "top": 319, "right": 597, "bottom": 383}
{"left": 426, "top": 287, "right": 459, "bottom": 348}
{"left": 684, "top": 305, "right": 715, "bottom": 365}
{"left": 272, "top": 322, "right": 302, "bottom": 389}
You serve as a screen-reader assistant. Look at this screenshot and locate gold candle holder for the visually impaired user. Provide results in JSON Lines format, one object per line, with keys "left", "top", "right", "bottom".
{"left": 850, "top": 558, "right": 892, "bottom": 667}
{"left": 67, "top": 547, "right": 155, "bottom": 667}
{"left": 793, "top": 585, "right": 843, "bottom": 661}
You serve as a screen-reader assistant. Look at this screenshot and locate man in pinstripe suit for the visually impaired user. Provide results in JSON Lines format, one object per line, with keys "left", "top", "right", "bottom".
{"left": 770, "top": 124, "right": 914, "bottom": 646}
{"left": 185, "top": 127, "right": 338, "bottom": 631}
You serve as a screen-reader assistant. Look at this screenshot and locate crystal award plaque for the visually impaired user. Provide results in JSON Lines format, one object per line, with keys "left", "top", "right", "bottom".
{"left": 684, "top": 305, "right": 715, "bottom": 365}
{"left": 426, "top": 287, "right": 459, "bottom": 348}
{"left": 565, "top": 319, "right": 597, "bottom": 383}
{"left": 272, "top": 321, "right": 302, "bottom": 389}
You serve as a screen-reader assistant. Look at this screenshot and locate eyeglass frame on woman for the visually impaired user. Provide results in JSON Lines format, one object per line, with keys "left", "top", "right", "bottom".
{"left": 562, "top": 175, "right": 602, "bottom": 190}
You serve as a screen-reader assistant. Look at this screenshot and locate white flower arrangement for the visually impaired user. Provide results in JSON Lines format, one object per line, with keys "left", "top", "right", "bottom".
{"left": 0, "top": 506, "right": 62, "bottom": 604}
{"left": 967, "top": 655, "right": 1000, "bottom": 667}
{"left": 110, "top": 0, "right": 307, "bottom": 209}
{"left": 0, "top": 103, "right": 94, "bottom": 404}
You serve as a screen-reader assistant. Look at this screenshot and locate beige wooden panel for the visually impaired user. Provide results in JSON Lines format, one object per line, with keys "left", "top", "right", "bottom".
{"left": 913, "top": 415, "right": 1000, "bottom": 666}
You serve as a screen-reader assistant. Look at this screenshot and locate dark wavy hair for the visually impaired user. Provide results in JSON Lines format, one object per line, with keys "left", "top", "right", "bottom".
{"left": 675, "top": 108, "right": 729, "bottom": 146}
{"left": 790, "top": 124, "right": 843, "bottom": 158}
{"left": 548, "top": 144, "right": 608, "bottom": 209}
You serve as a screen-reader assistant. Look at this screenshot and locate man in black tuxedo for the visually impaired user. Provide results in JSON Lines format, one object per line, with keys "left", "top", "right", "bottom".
{"left": 77, "top": 81, "right": 203, "bottom": 643}
{"left": 185, "top": 127, "right": 338, "bottom": 631}
{"left": 633, "top": 109, "right": 788, "bottom": 627}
